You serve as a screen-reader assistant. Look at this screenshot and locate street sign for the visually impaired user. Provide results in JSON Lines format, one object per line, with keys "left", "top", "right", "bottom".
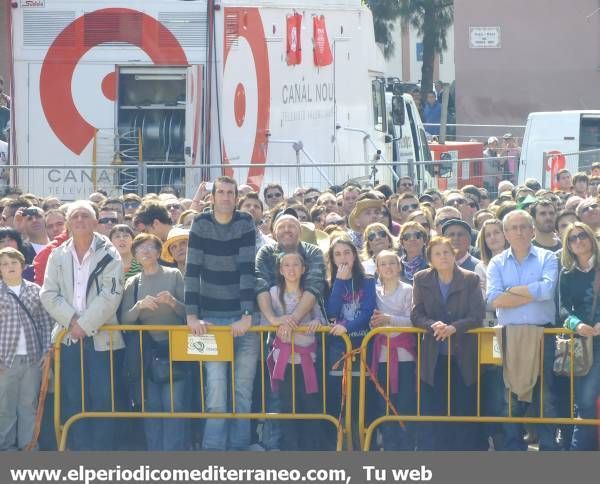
{"left": 469, "top": 26, "right": 501, "bottom": 48}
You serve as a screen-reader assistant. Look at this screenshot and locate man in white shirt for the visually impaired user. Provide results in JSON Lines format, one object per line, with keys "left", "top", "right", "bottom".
{"left": 40, "top": 201, "right": 123, "bottom": 450}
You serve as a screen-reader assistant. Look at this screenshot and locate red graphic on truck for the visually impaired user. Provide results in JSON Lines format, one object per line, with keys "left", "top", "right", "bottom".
{"left": 39, "top": 8, "right": 188, "bottom": 155}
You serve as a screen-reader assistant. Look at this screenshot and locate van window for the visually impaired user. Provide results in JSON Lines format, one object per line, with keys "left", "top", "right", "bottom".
{"left": 371, "top": 79, "right": 386, "bottom": 133}
{"left": 580, "top": 115, "right": 600, "bottom": 170}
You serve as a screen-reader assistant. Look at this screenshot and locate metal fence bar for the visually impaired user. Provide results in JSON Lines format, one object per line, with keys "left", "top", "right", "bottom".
{"left": 53, "top": 325, "right": 353, "bottom": 452}
{"left": 359, "top": 326, "right": 600, "bottom": 451}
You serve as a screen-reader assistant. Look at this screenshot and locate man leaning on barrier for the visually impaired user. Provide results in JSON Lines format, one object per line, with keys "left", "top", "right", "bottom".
{"left": 486, "top": 209, "right": 560, "bottom": 451}
{"left": 184, "top": 175, "right": 259, "bottom": 451}
{"left": 40, "top": 200, "right": 124, "bottom": 451}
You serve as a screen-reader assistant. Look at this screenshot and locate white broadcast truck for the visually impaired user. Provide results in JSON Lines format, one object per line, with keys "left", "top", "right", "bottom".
{"left": 518, "top": 110, "right": 600, "bottom": 188}
{"left": 5, "top": 0, "right": 428, "bottom": 199}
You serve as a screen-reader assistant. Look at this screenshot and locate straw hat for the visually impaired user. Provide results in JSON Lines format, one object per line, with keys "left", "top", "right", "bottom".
{"left": 161, "top": 227, "right": 190, "bottom": 264}
{"left": 348, "top": 199, "right": 384, "bottom": 232}
{"left": 300, "top": 222, "right": 331, "bottom": 253}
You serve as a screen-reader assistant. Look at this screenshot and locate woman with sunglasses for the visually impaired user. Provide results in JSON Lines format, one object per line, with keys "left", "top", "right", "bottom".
{"left": 559, "top": 221, "right": 600, "bottom": 450}
{"left": 397, "top": 222, "right": 429, "bottom": 285}
{"left": 361, "top": 223, "right": 395, "bottom": 276}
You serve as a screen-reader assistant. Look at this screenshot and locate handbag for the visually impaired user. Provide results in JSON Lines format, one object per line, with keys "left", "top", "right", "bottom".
{"left": 149, "top": 348, "right": 186, "bottom": 385}
{"left": 122, "top": 276, "right": 186, "bottom": 385}
{"left": 554, "top": 269, "right": 598, "bottom": 377}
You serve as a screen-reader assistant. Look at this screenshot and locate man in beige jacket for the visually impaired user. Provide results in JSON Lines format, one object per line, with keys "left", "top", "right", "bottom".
{"left": 40, "top": 200, "right": 123, "bottom": 450}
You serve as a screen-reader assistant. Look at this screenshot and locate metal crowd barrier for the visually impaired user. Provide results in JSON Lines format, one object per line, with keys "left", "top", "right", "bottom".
{"left": 53, "top": 325, "right": 353, "bottom": 451}
{"left": 358, "top": 326, "right": 600, "bottom": 451}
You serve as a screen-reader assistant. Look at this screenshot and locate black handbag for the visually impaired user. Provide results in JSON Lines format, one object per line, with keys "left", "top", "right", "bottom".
{"left": 148, "top": 340, "right": 186, "bottom": 385}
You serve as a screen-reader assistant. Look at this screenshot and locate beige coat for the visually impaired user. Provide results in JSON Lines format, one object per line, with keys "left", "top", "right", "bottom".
{"left": 40, "top": 233, "right": 124, "bottom": 351}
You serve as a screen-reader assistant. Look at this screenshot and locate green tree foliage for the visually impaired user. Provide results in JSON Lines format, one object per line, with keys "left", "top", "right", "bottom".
{"left": 367, "top": 1, "right": 453, "bottom": 98}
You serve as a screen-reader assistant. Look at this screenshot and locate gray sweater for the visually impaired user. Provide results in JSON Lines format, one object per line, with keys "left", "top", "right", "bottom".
{"left": 121, "top": 266, "right": 186, "bottom": 341}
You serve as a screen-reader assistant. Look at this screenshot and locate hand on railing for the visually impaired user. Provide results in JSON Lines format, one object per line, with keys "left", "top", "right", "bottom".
{"left": 186, "top": 315, "right": 211, "bottom": 336}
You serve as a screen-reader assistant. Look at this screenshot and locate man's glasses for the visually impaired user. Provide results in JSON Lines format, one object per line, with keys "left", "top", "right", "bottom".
{"left": 304, "top": 196, "right": 318, "bottom": 204}
{"left": 166, "top": 204, "right": 182, "bottom": 211}
{"left": 98, "top": 217, "right": 118, "bottom": 225}
{"left": 266, "top": 192, "right": 283, "bottom": 200}
{"left": 123, "top": 201, "right": 141, "bottom": 210}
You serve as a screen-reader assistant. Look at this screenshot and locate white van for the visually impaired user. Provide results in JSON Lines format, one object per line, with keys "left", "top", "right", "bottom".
{"left": 518, "top": 110, "right": 600, "bottom": 187}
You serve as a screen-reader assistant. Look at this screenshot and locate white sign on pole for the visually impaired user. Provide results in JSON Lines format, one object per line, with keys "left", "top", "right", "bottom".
{"left": 469, "top": 27, "right": 501, "bottom": 48}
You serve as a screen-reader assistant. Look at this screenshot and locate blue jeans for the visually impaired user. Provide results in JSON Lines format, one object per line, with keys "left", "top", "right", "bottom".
{"left": 60, "top": 338, "right": 114, "bottom": 450}
{"left": 144, "top": 375, "right": 187, "bottom": 451}
{"left": 202, "top": 322, "right": 259, "bottom": 450}
{"left": 502, "top": 333, "right": 559, "bottom": 451}
{"left": 571, "top": 336, "right": 600, "bottom": 451}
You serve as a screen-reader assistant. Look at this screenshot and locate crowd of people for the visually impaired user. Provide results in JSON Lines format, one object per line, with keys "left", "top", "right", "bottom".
{"left": 1, "top": 164, "right": 600, "bottom": 452}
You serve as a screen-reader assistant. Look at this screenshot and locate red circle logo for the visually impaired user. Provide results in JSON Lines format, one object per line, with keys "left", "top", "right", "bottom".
{"left": 40, "top": 8, "right": 188, "bottom": 155}
{"left": 222, "top": 7, "right": 270, "bottom": 187}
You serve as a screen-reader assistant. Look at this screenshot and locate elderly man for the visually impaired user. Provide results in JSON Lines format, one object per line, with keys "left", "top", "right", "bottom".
{"left": 347, "top": 199, "right": 383, "bottom": 250}
{"left": 340, "top": 185, "right": 361, "bottom": 217}
{"left": 441, "top": 219, "right": 481, "bottom": 272}
{"left": 40, "top": 200, "right": 124, "bottom": 450}
{"left": 576, "top": 198, "right": 600, "bottom": 231}
{"left": 433, "top": 206, "right": 462, "bottom": 235}
{"left": 486, "top": 209, "right": 560, "bottom": 451}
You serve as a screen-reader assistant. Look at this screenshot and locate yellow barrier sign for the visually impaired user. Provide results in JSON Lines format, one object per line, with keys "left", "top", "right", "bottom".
{"left": 479, "top": 331, "right": 502, "bottom": 366}
{"left": 171, "top": 331, "right": 234, "bottom": 362}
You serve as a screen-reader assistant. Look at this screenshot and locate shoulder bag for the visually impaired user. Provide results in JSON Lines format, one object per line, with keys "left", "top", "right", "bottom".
{"left": 554, "top": 270, "right": 597, "bottom": 377}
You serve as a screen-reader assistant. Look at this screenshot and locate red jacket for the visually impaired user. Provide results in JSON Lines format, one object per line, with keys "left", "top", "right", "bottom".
{"left": 33, "top": 231, "right": 70, "bottom": 286}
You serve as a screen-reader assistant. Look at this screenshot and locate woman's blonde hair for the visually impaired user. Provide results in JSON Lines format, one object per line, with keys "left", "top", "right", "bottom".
{"left": 476, "top": 218, "right": 506, "bottom": 265}
{"left": 361, "top": 222, "right": 395, "bottom": 260}
{"left": 561, "top": 221, "right": 600, "bottom": 272}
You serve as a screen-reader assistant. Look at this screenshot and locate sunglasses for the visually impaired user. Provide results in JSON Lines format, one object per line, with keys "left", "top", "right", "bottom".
{"left": 304, "top": 196, "right": 319, "bottom": 204}
{"left": 400, "top": 203, "right": 419, "bottom": 212}
{"left": 98, "top": 217, "right": 118, "bottom": 225}
{"left": 266, "top": 192, "right": 283, "bottom": 199}
{"left": 402, "top": 232, "right": 424, "bottom": 241}
{"left": 567, "top": 232, "right": 590, "bottom": 244}
{"left": 166, "top": 204, "right": 182, "bottom": 211}
{"left": 367, "top": 230, "right": 388, "bottom": 242}
{"left": 448, "top": 198, "right": 466, "bottom": 206}
{"left": 123, "top": 201, "right": 140, "bottom": 209}
{"left": 23, "top": 208, "right": 43, "bottom": 217}
{"left": 581, "top": 203, "right": 599, "bottom": 214}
